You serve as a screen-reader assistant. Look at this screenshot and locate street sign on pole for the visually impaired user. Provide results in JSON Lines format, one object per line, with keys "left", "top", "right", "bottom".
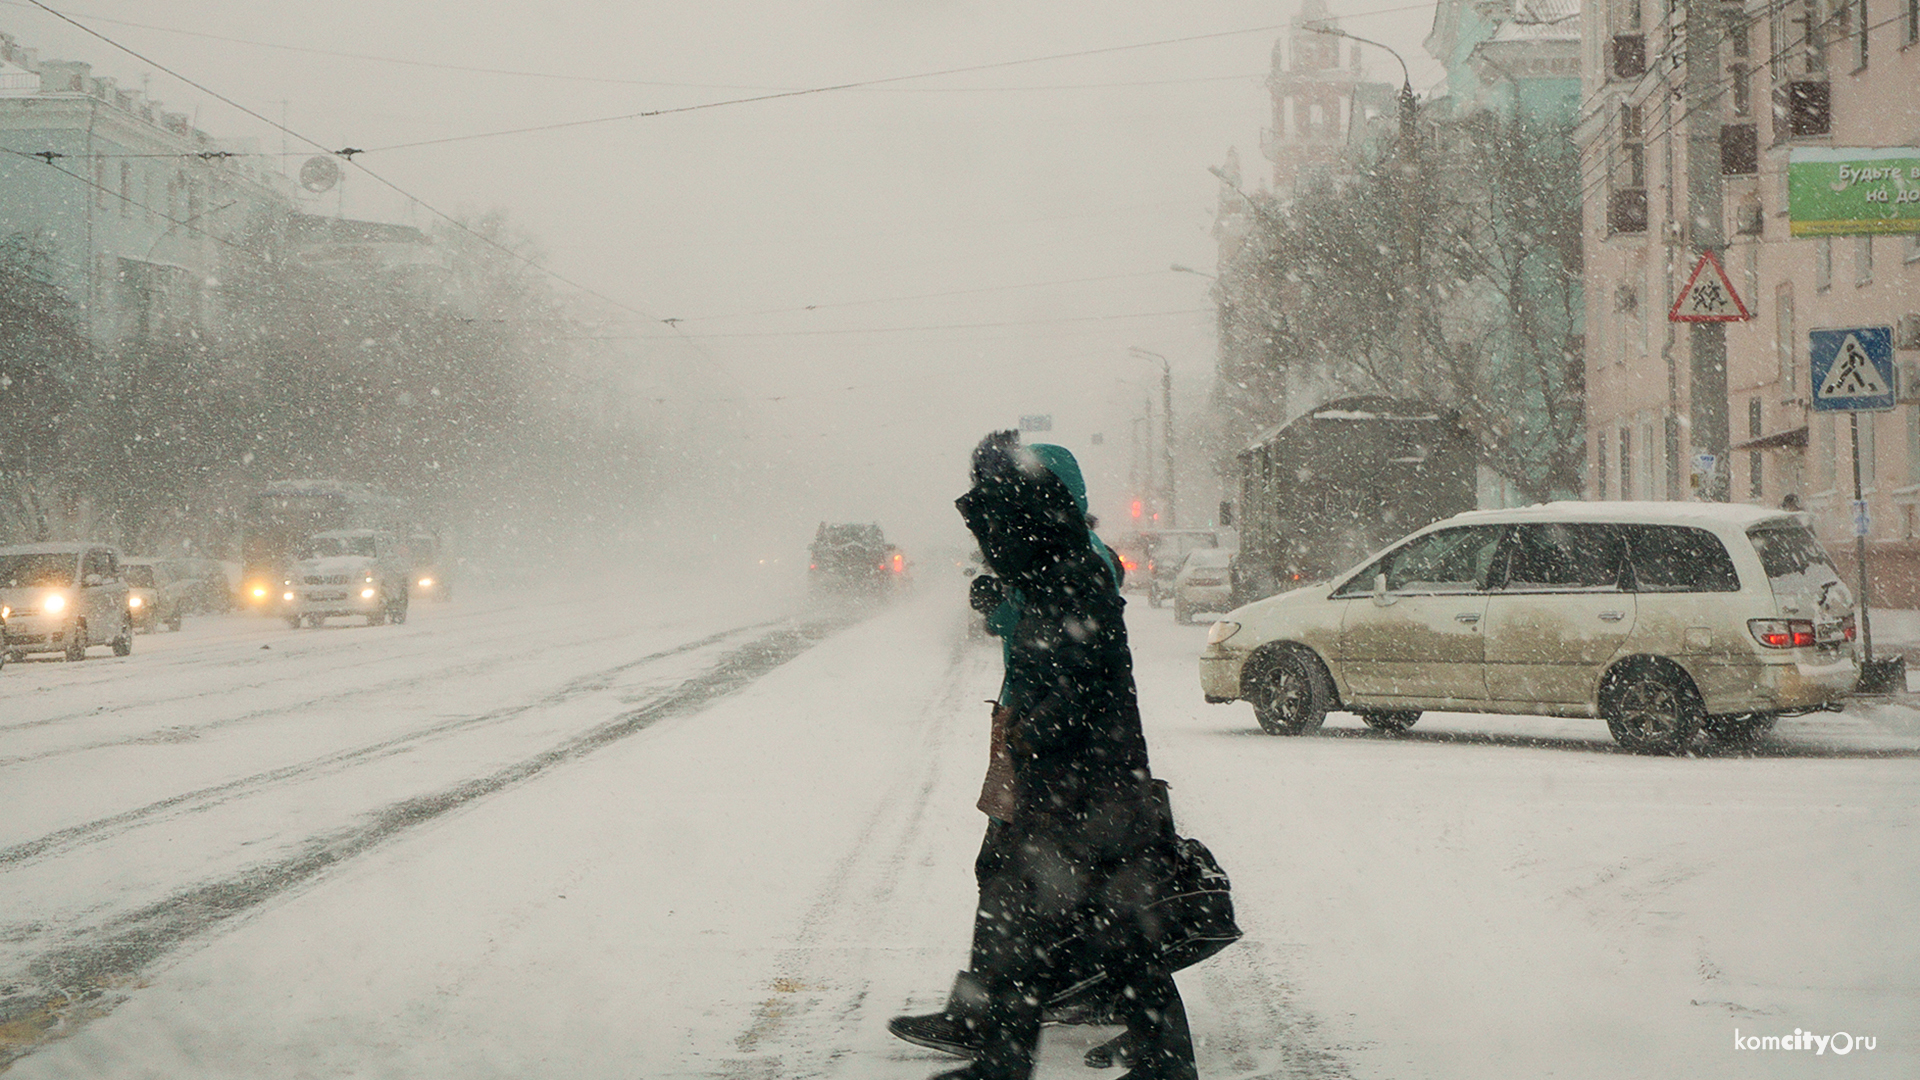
{"left": 1810, "top": 327, "right": 1896, "bottom": 413}
{"left": 1669, "top": 250, "right": 1752, "bottom": 322}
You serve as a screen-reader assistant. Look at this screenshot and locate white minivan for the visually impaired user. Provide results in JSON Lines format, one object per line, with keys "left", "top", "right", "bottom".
{"left": 0, "top": 543, "right": 135, "bottom": 662}
{"left": 1199, "top": 503, "right": 1858, "bottom": 752}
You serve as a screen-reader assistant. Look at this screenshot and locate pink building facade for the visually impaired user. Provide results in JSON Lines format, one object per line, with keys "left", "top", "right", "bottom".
{"left": 1579, "top": 0, "right": 1920, "bottom": 600}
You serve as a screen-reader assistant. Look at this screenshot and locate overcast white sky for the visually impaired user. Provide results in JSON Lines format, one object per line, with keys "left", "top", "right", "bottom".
{"left": 6, "top": 0, "right": 1445, "bottom": 556}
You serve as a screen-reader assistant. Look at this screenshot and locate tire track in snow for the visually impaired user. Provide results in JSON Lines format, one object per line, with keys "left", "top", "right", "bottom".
{"left": 0, "top": 613, "right": 855, "bottom": 1069}
{"left": 715, "top": 610, "right": 991, "bottom": 1080}
{"left": 0, "top": 621, "right": 769, "bottom": 871}
{"left": 0, "top": 615, "right": 776, "bottom": 760}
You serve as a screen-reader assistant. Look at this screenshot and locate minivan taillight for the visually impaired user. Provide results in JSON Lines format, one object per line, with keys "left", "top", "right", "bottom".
{"left": 1749, "top": 618, "right": 1815, "bottom": 649}
{"left": 1841, "top": 613, "right": 1857, "bottom": 641}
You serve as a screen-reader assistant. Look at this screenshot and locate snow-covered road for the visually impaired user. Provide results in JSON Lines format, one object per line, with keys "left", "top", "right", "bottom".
{"left": 3, "top": 572, "right": 1917, "bottom": 1078}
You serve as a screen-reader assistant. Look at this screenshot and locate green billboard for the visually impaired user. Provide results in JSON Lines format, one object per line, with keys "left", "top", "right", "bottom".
{"left": 1789, "top": 147, "right": 1920, "bottom": 237}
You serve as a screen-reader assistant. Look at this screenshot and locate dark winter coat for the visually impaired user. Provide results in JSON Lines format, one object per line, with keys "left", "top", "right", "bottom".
{"left": 956, "top": 437, "right": 1153, "bottom": 825}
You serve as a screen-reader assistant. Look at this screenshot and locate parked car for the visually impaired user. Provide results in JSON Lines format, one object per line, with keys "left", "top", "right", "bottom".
{"left": 159, "top": 557, "right": 234, "bottom": 614}
{"left": 122, "top": 558, "right": 187, "bottom": 633}
{"left": 0, "top": 543, "right": 134, "bottom": 661}
{"left": 1172, "top": 548, "right": 1234, "bottom": 625}
{"left": 1198, "top": 503, "right": 1858, "bottom": 753}
{"left": 282, "top": 529, "right": 410, "bottom": 628}
{"left": 1140, "top": 529, "right": 1220, "bottom": 608}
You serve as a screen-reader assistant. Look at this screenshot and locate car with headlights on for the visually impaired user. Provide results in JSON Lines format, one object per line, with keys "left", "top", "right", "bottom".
{"left": 0, "top": 543, "right": 134, "bottom": 661}
{"left": 283, "top": 529, "right": 410, "bottom": 628}
{"left": 1198, "top": 502, "right": 1858, "bottom": 753}
{"left": 123, "top": 558, "right": 187, "bottom": 633}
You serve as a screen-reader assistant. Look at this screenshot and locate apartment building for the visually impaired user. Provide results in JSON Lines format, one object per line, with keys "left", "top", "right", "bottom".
{"left": 0, "top": 31, "right": 289, "bottom": 352}
{"left": 1579, "top": 0, "right": 1920, "bottom": 600}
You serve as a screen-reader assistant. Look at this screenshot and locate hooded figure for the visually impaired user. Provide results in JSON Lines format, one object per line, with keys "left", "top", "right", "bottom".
{"left": 932, "top": 431, "right": 1194, "bottom": 1080}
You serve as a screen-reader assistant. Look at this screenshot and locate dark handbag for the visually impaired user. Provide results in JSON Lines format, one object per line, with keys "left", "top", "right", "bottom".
{"left": 1151, "top": 835, "right": 1242, "bottom": 972}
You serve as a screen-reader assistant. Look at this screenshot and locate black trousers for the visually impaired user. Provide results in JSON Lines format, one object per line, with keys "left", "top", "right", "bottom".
{"left": 963, "top": 809, "right": 1195, "bottom": 1080}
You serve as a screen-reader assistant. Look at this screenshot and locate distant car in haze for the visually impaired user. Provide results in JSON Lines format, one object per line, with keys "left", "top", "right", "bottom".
{"left": 1172, "top": 548, "right": 1234, "bottom": 625}
{"left": 123, "top": 558, "right": 186, "bottom": 633}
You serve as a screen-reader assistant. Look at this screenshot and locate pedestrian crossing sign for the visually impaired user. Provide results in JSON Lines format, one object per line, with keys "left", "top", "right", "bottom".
{"left": 1810, "top": 326, "right": 1896, "bottom": 412}
{"left": 1668, "top": 250, "right": 1752, "bottom": 322}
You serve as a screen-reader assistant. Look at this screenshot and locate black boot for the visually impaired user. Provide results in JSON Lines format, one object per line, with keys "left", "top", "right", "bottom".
{"left": 889, "top": 971, "right": 987, "bottom": 1057}
{"left": 1112, "top": 977, "right": 1197, "bottom": 1080}
{"left": 1084, "top": 1029, "right": 1136, "bottom": 1069}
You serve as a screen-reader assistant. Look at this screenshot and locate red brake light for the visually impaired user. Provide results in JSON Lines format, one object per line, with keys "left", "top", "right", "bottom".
{"left": 1748, "top": 618, "right": 1816, "bottom": 649}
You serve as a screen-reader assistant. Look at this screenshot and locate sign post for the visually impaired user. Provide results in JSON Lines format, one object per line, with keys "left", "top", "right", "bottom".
{"left": 1811, "top": 326, "right": 1897, "bottom": 666}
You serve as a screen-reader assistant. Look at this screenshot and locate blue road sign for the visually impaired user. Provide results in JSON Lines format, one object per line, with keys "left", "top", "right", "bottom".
{"left": 1810, "top": 326, "right": 1896, "bottom": 413}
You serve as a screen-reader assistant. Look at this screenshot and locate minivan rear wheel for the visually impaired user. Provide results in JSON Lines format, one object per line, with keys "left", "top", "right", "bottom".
{"left": 1602, "top": 662, "right": 1701, "bottom": 753}
{"left": 1245, "top": 647, "right": 1332, "bottom": 735}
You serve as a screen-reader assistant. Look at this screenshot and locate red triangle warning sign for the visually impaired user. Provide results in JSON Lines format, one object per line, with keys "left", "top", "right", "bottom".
{"left": 1669, "top": 250, "right": 1752, "bottom": 322}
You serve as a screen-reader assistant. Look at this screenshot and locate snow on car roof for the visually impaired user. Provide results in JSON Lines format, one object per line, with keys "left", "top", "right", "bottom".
{"left": 1440, "top": 500, "right": 1803, "bottom": 532}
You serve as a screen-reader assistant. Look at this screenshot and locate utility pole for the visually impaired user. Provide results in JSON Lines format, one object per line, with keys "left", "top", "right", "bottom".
{"left": 1130, "top": 348, "right": 1174, "bottom": 526}
{"left": 1684, "top": 0, "right": 1729, "bottom": 500}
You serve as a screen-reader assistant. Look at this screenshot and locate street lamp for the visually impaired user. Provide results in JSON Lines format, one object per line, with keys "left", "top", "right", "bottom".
{"left": 1301, "top": 22, "right": 1417, "bottom": 140}
{"left": 1128, "top": 347, "right": 1175, "bottom": 528}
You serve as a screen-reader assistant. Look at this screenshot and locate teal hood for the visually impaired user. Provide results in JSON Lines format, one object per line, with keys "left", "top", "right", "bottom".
{"left": 1023, "top": 443, "right": 1088, "bottom": 517}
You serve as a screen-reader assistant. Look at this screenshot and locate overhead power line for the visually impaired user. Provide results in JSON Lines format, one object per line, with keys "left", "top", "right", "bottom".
{"left": 359, "top": 22, "right": 1291, "bottom": 154}
{"left": 0, "top": 0, "right": 1266, "bottom": 93}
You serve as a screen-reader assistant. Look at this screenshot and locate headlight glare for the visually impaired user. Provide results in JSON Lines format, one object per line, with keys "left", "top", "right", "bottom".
{"left": 1205, "top": 620, "right": 1241, "bottom": 646}
{"left": 361, "top": 588, "right": 376, "bottom": 599}
{"left": 43, "top": 593, "right": 66, "bottom": 613}
{"left": 128, "top": 596, "right": 143, "bottom": 608}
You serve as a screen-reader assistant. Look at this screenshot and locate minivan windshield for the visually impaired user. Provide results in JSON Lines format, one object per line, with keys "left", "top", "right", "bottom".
{"left": 299, "top": 535, "right": 376, "bottom": 559}
{"left": 124, "top": 565, "right": 156, "bottom": 589}
{"left": 0, "top": 553, "right": 77, "bottom": 589}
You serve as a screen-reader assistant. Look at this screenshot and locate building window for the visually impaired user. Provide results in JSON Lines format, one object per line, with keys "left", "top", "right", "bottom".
{"left": 1609, "top": 189, "right": 1649, "bottom": 235}
{"left": 1907, "top": 234, "right": 1920, "bottom": 264}
{"left": 1803, "top": 0, "right": 1828, "bottom": 74}
{"left": 1620, "top": 427, "right": 1634, "bottom": 497}
{"left": 1749, "top": 398, "right": 1765, "bottom": 499}
{"left": 1621, "top": 102, "right": 1643, "bottom": 140}
{"left": 1721, "top": 124, "right": 1758, "bottom": 174}
{"left": 1776, "top": 284, "right": 1795, "bottom": 389}
{"left": 1728, "top": 12, "right": 1751, "bottom": 56}
{"left": 1736, "top": 198, "right": 1764, "bottom": 235}
{"left": 1908, "top": 407, "right": 1920, "bottom": 486}
{"left": 1857, "top": 0, "right": 1870, "bottom": 69}
{"left": 1613, "top": 34, "right": 1648, "bottom": 79}
{"left": 1908, "top": 0, "right": 1919, "bottom": 46}
{"left": 1786, "top": 80, "right": 1831, "bottom": 136}
{"left": 1628, "top": 0, "right": 1643, "bottom": 31}
{"left": 1818, "top": 415, "right": 1837, "bottom": 491}
{"left": 1597, "top": 432, "right": 1610, "bottom": 499}
{"left": 1856, "top": 235, "right": 1874, "bottom": 285}
{"left": 1817, "top": 237, "right": 1833, "bottom": 291}
{"left": 1861, "top": 413, "right": 1878, "bottom": 489}
{"left": 1731, "top": 64, "right": 1751, "bottom": 116}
